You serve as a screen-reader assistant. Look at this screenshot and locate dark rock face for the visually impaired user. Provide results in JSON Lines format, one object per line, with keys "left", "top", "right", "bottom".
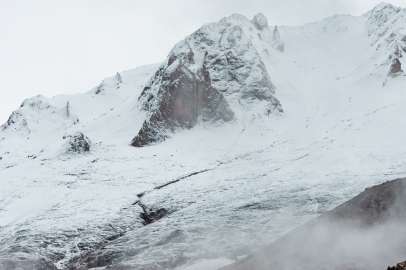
{"left": 222, "top": 178, "right": 406, "bottom": 270}
{"left": 64, "top": 132, "right": 91, "bottom": 155}
{"left": 139, "top": 208, "right": 169, "bottom": 226}
{"left": 389, "top": 58, "right": 403, "bottom": 74}
{"left": 132, "top": 50, "right": 234, "bottom": 147}
{"left": 388, "top": 261, "right": 406, "bottom": 270}
{"left": 324, "top": 178, "right": 406, "bottom": 225}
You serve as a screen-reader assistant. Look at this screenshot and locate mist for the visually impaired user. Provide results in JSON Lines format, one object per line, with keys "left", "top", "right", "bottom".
{"left": 223, "top": 179, "right": 406, "bottom": 270}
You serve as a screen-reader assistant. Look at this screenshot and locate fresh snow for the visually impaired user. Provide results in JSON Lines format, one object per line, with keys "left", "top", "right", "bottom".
{"left": 0, "top": 3, "right": 406, "bottom": 269}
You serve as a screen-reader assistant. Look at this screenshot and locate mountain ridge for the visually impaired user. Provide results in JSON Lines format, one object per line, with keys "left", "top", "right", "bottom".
{"left": 0, "top": 3, "right": 406, "bottom": 269}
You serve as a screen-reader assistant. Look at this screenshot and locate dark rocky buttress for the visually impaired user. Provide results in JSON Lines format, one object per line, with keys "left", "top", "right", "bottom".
{"left": 131, "top": 50, "right": 234, "bottom": 147}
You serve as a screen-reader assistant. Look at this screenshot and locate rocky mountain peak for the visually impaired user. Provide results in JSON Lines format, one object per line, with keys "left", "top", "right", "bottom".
{"left": 372, "top": 2, "right": 399, "bottom": 13}
{"left": 132, "top": 13, "right": 282, "bottom": 147}
{"left": 367, "top": 2, "right": 402, "bottom": 35}
{"left": 251, "top": 13, "right": 268, "bottom": 30}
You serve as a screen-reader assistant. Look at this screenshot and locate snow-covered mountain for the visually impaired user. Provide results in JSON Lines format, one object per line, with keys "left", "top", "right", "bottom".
{"left": 0, "top": 2, "right": 406, "bottom": 269}
{"left": 132, "top": 13, "right": 282, "bottom": 147}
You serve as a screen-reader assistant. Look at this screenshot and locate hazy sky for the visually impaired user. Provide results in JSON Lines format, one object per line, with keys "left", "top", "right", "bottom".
{"left": 0, "top": 0, "right": 405, "bottom": 123}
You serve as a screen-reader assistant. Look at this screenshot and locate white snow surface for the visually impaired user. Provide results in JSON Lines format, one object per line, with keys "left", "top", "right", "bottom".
{"left": 0, "top": 3, "right": 406, "bottom": 269}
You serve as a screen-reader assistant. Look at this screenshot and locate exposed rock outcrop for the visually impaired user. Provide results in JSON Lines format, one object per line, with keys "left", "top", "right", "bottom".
{"left": 388, "top": 261, "right": 406, "bottom": 270}
{"left": 139, "top": 208, "right": 169, "bottom": 226}
{"left": 64, "top": 101, "right": 79, "bottom": 124}
{"left": 116, "top": 72, "right": 123, "bottom": 84}
{"left": 323, "top": 178, "right": 406, "bottom": 225}
{"left": 389, "top": 58, "right": 403, "bottom": 74}
{"left": 62, "top": 132, "right": 91, "bottom": 155}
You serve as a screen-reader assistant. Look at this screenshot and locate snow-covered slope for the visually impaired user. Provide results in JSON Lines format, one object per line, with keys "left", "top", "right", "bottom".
{"left": 1, "top": 3, "right": 406, "bottom": 270}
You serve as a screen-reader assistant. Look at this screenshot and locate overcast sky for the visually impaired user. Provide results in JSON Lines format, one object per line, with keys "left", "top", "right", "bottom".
{"left": 0, "top": 0, "right": 405, "bottom": 123}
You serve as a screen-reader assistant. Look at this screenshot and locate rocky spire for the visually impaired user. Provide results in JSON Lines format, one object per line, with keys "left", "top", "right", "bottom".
{"left": 273, "top": 25, "right": 281, "bottom": 43}
{"left": 65, "top": 101, "right": 79, "bottom": 123}
{"left": 116, "top": 72, "right": 123, "bottom": 83}
{"left": 272, "top": 25, "right": 284, "bottom": 52}
{"left": 66, "top": 101, "right": 70, "bottom": 118}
